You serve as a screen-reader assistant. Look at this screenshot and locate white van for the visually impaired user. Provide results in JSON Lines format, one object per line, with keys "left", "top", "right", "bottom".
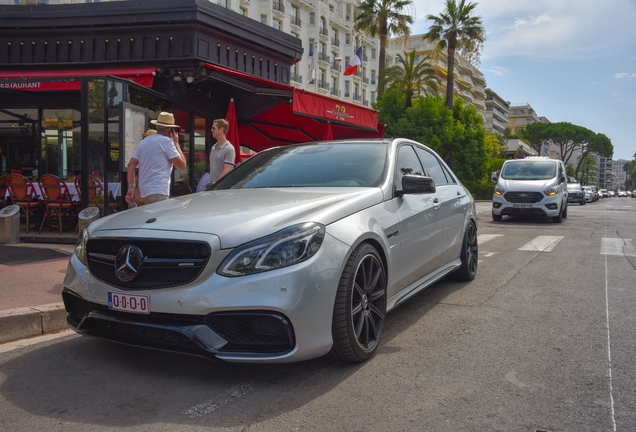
{"left": 491, "top": 157, "right": 568, "bottom": 223}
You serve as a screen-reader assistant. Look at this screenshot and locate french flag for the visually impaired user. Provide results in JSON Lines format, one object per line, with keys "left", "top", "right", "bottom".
{"left": 343, "top": 46, "right": 362, "bottom": 76}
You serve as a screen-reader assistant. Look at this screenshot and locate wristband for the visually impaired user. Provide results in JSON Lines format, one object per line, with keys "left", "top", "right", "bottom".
{"left": 129, "top": 184, "right": 136, "bottom": 188}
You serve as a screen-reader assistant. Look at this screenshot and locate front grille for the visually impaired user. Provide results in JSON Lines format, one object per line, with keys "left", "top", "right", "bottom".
{"left": 86, "top": 238, "right": 211, "bottom": 290}
{"left": 503, "top": 191, "right": 544, "bottom": 203}
{"left": 85, "top": 318, "right": 199, "bottom": 349}
{"left": 206, "top": 312, "right": 295, "bottom": 352}
{"left": 500, "top": 207, "right": 547, "bottom": 217}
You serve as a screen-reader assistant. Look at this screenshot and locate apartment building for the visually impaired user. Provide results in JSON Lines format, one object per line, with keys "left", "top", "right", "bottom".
{"left": 3, "top": 0, "right": 384, "bottom": 107}
{"left": 611, "top": 159, "right": 629, "bottom": 190}
{"left": 507, "top": 103, "right": 548, "bottom": 134}
{"left": 484, "top": 88, "right": 509, "bottom": 134}
{"left": 387, "top": 35, "right": 487, "bottom": 116}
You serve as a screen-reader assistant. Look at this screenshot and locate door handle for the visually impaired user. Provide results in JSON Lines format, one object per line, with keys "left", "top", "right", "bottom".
{"left": 433, "top": 198, "right": 441, "bottom": 209}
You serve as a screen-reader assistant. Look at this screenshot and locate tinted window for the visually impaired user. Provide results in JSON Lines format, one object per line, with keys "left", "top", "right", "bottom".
{"left": 414, "top": 147, "right": 450, "bottom": 185}
{"left": 214, "top": 143, "right": 388, "bottom": 189}
{"left": 395, "top": 145, "right": 424, "bottom": 187}
{"left": 567, "top": 184, "right": 582, "bottom": 191}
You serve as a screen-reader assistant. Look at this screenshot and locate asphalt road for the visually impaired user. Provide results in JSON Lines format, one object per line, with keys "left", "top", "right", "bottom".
{"left": 0, "top": 198, "right": 634, "bottom": 432}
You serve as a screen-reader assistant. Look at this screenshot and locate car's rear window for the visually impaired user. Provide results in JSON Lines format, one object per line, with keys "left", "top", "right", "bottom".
{"left": 214, "top": 143, "right": 388, "bottom": 189}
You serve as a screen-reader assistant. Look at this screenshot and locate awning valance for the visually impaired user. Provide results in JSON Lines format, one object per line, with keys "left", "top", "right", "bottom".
{"left": 0, "top": 67, "right": 157, "bottom": 91}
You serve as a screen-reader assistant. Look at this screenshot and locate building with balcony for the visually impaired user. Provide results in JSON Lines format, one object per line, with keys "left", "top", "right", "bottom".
{"left": 387, "top": 35, "right": 487, "bottom": 117}
{"left": 484, "top": 88, "right": 509, "bottom": 134}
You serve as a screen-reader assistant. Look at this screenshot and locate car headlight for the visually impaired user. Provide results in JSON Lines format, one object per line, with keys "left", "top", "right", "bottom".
{"left": 75, "top": 228, "right": 89, "bottom": 266}
{"left": 544, "top": 185, "right": 559, "bottom": 196}
{"left": 218, "top": 222, "right": 326, "bottom": 277}
{"left": 494, "top": 185, "right": 505, "bottom": 195}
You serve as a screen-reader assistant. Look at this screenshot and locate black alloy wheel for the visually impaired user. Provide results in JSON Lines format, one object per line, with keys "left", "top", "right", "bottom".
{"left": 450, "top": 221, "right": 478, "bottom": 281}
{"left": 330, "top": 243, "right": 387, "bottom": 362}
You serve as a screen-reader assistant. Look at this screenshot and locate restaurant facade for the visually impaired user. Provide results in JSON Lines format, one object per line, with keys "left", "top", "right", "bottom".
{"left": 0, "top": 0, "right": 382, "bottom": 219}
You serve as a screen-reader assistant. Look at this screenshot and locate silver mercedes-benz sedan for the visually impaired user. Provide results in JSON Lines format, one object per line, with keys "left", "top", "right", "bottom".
{"left": 64, "top": 139, "right": 478, "bottom": 363}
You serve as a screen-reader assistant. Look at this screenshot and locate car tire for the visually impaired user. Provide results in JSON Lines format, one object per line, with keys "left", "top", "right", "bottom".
{"left": 492, "top": 212, "right": 502, "bottom": 222}
{"left": 329, "top": 243, "right": 387, "bottom": 362}
{"left": 562, "top": 204, "right": 568, "bottom": 218}
{"left": 580, "top": 201, "right": 585, "bottom": 205}
{"left": 553, "top": 205, "right": 563, "bottom": 223}
{"left": 449, "top": 221, "right": 478, "bottom": 281}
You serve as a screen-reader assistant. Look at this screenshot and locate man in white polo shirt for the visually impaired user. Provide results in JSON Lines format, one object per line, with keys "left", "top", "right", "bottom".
{"left": 125, "top": 112, "right": 186, "bottom": 205}
{"left": 209, "top": 118, "right": 236, "bottom": 183}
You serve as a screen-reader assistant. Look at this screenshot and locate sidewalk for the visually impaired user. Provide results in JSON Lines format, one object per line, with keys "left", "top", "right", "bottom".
{"left": 0, "top": 243, "right": 74, "bottom": 344}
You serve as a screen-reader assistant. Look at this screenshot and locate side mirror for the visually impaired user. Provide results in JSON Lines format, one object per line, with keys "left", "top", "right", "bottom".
{"left": 398, "top": 174, "right": 436, "bottom": 196}
{"left": 491, "top": 171, "right": 499, "bottom": 183}
{"left": 560, "top": 173, "right": 566, "bottom": 183}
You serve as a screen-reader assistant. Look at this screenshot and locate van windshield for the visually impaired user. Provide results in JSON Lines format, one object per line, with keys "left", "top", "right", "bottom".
{"left": 501, "top": 160, "right": 556, "bottom": 180}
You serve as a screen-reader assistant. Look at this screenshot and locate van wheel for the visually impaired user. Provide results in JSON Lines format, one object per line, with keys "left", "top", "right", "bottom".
{"left": 492, "top": 212, "right": 502, "bottom": 222}
{"left": 562, "top": 205, "right": 568, "bottom": 218}
{"left": 553, "top": 206, "right": 563, "bottom": 223}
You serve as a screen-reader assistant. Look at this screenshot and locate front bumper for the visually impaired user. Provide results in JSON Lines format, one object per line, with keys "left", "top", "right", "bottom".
{"left": 63, "top": 230, "right": 350, "bottom": 363}
{"left": 492, "top": 192, "right": 562, "bottom": 218}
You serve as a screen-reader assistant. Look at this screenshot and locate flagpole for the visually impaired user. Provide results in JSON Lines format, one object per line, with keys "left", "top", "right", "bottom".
{"left": 315, "top": 41, "right": 319, "bottom": 93}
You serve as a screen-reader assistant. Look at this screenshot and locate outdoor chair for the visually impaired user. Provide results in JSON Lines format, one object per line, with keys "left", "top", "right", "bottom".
{"left": 6, "top": 174, "right": 40, "bottom": 233}
{"left": 38, "top": 174, "right": 78, "bottom": 234}
{"left": 75, "top": 175, "right": 119, "bottom": 215}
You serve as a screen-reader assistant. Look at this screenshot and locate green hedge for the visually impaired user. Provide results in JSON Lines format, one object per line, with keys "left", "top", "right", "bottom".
{"left": 461, "top": 181, "right": 494, "bottom": 200}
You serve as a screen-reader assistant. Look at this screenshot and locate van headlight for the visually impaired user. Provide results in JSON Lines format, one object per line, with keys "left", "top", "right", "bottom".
{"left": 75, "top": 228, "right": 90, "bottom": 266}
{"left": 218, "top": 222, "right": 326, "bottom": 277}
{"left": 544, "top": 186, "right": 559, "bottom": 196}
{"left": 494, "top": 185, "right": 505, "bottom": 195}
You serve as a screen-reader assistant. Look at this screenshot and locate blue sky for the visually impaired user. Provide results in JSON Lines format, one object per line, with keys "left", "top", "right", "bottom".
{"left": 410, "top": 0, "right": 636, "bottom": 161}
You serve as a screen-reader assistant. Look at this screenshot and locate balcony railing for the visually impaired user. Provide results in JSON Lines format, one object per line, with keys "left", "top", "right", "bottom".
{"left": 353, "top": 93, "right": 362, "bottom": 102}
{"left": 317, "top": 80, "right": 330, "bottom": 90}
{"left": 330, "top": 88, "right": 338, "bottom": 96}
{"left": 331, "top": 38, "right": 340, "bottom": 47}
{"left": 291, "top": 72, "right": 302, "bottom": 83}
{"left": 319, "top": 27, "right": 328, "bottom": 36}
{"left": 318, "top": 53, "right": 330, "bottom": 63}
{"left": 290, "top": 16, "right": 301, "bottom": 27}
{"left": 330, "top": 62, "right": 340, "bottom": 72}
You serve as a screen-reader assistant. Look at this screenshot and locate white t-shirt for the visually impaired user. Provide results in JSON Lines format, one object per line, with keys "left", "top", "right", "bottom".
{"left": 132, "top": 134, "right": 180, "bottom": 198}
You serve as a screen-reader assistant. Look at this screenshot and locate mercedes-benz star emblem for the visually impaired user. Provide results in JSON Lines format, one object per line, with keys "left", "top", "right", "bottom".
{"left": 115, "top": 245, "right": 144, "bottom": 282}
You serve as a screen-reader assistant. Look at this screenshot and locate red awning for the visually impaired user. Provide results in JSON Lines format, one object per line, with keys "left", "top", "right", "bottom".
{"left": 0, "top": 67, "right": 157, "bottom": 91}
{"left": 292, "top": 88, "right": 378, "bottom": 130}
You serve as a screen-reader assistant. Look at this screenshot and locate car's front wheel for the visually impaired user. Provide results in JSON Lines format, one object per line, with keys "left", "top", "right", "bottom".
{"left": 330, "top": 243, "right": 387, "bottom": 362}
{"left": 492, "top": 212, "right": 502, "bottom": 222}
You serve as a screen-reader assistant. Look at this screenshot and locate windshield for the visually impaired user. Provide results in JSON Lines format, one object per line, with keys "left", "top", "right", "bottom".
{"left": 567, "top": 184, "right": 582, "bottom": 191}
{"left": 214, "top": 142, "right": 388, "bottom": 189}
{"left": 501, "top": 160, "right": 556, "bottom": 180}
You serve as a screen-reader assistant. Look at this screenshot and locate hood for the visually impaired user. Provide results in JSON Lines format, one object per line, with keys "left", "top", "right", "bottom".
{"left": 90, "top": 188, "right": 384, "bottom": 248}
{"left": 498, "top": 178, "right": 556, "bottom": 192}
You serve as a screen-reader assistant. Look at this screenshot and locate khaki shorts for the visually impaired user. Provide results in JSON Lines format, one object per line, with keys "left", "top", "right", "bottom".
{"left": 142, "top": 194, "right": 169, "bottom": 205}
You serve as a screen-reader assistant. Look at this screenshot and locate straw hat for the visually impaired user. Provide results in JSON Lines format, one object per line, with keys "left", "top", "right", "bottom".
{"left": 150, "top": 112, "right": 180, "bottom": 128}
{"left": 142, "top": 129, "right": 157, "bottom": 138}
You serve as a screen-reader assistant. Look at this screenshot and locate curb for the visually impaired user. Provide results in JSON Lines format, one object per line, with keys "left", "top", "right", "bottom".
{"left": 0, "top": 303, "right": 67, "bottom": 344}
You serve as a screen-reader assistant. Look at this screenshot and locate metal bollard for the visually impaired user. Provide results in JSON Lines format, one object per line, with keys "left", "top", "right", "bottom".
{"left": 0, "top": 205, "right": 20, "bottom": 244}
{"left": 77, "top": 206, "right": 100, "bottom": 234}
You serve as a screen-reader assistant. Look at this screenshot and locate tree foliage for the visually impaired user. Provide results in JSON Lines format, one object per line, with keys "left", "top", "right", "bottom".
{"left": 376, "top": 90, "right": 487, "bottom": 181}
{"left": 382, "top": 51, "right": 441, "bottom": 107}
{"left": 423, "top": 0, "right": 485, "bottom": 110}
{"left": 354, "top": 0, "right": 414, "bottom": 94}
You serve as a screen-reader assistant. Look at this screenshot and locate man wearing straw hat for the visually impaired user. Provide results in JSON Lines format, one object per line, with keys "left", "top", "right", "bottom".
{"left": 125, "top": 112, "right": 186, "bottom": 205}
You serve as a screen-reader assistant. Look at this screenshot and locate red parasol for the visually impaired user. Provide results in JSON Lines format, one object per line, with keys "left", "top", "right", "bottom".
{"left": 323, "top": 121, "right": 334, "bottom": 140}
{"left": 225, "top": 98, "right": 241, "bottom": 164}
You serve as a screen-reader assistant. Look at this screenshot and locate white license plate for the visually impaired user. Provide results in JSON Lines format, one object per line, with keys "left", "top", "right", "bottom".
{"left": 513, "top": 204, "right": 533, "bottom": 208}
{"left": 108, "top": 292, "right": 150, "bottom": 314}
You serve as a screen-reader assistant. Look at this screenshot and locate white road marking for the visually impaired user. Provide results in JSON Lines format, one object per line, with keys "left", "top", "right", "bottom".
{"left": 601, "top": 238, "right": 636, "bottom": 257}
{"left": 183, "top": 383, "right": 252, "bottom": 418}
{"left": 484, "top": 252, "right": 498, "bottom": 257}
{"left": 518, "top": 235, "right": 564, "bottom": 252}
{"left": 477, "top": 234, "right": 503, "bottom": 245}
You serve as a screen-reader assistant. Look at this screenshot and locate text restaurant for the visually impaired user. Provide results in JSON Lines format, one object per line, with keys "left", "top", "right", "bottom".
{"left": 0, "top": 0, "right": 383, "bottom": 237}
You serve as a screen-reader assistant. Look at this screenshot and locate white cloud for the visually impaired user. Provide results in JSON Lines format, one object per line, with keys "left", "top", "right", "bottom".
{"left": 614, "top": 73, "right": 636, "bottom": 80}
{"left": 487, "top": 66, "right": 510, "bottom": 77}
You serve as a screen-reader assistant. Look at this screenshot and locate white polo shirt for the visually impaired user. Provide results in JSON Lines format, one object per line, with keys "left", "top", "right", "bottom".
{"left": 132, "top": 134, "right": 180, "bottom": 198}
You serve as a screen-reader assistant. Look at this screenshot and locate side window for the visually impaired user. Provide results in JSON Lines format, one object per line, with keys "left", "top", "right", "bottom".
{"left": 396, "top": 145, "right": 424, "bottom": 187}
{"left": 414, "top": 147, "right": 449, "bottom": 185}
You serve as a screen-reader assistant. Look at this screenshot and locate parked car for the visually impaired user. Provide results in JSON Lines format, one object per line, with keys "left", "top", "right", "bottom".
{"left": 618, "top": 190, "right": 628, "bottom": 197}
{"left": 582, "top": 186, "right": 594, "bottom": 203}
{"left": 567, "top": 183, "right": 586, "bottom": 205}
{"left": 491, "top": 156, "right": 568, "bottom": 223}
{"left": 599, "top": 189, "right": 608, "bottom": 199}
{"left": 608, "top": 190, "right": 616, "bottom": 197}
{"left": 63, "top": 139, "right": 479, "bottom": 363}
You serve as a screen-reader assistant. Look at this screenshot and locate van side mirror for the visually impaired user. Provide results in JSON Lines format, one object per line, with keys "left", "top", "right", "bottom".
{"left": 560, "top": 173, "right": 566, "bottom": 183}
{"left": 491, "top": 171, "right": 499, "bottom": 183}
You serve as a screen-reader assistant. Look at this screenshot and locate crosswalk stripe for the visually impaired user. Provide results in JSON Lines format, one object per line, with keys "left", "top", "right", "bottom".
{"left": 601, "top": 238, "right": 636, "bottom": 257}
{"left": 477, "top": 234, "right": 503, "bottom": 245}
{"left": 518, "top": 235, "right": 564, "bottom": 252}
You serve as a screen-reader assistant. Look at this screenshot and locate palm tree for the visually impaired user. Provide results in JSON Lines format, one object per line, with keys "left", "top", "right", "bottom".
{"left": 354, "top": 0, "right": 414, "bottom": 94}
{"left": 383, "top": 50, "right": 441, "bottom": 107}
{"left": 423, "top": 0, "right": 485, "bottom": 110}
